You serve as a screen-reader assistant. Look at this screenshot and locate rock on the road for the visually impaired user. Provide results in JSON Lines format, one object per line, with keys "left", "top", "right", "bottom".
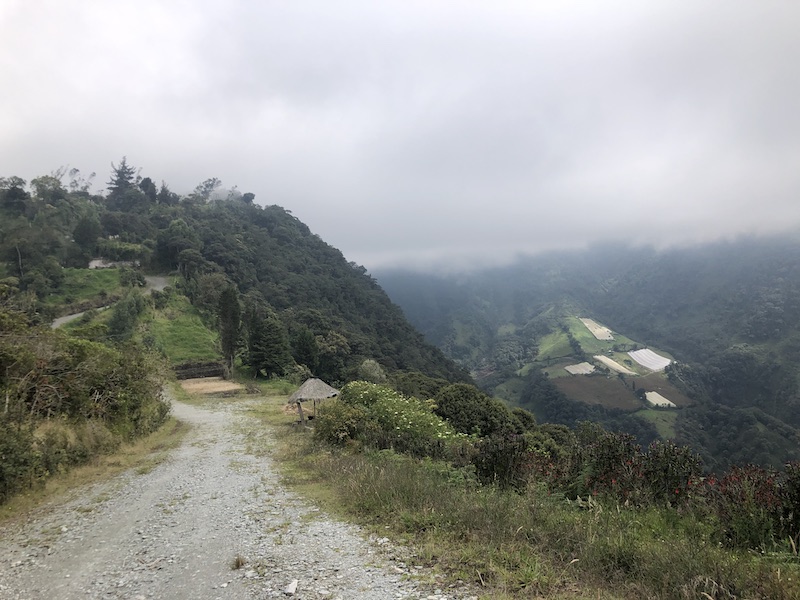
{"left": 0, "top": 395, "right": 477, "bottom": 600}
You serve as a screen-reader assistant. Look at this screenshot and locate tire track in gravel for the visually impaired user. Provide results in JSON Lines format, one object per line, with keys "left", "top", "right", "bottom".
{"left": 0, "top": 395, "right": 476, "bottom": 600}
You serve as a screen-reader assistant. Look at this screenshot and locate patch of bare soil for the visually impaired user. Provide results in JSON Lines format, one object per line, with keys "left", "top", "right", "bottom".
{"left": 179, "top": 377, "right": 244, "bottom": 395}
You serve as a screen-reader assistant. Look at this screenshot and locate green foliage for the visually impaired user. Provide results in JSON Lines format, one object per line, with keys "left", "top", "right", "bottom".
{"left": 709, "top": 465, "right": 784, "bottom": 550}
{"left": 0, "top": 422, "right": 35, "bottom": 503}
{"left": 119, "top": 268, "right": 145, "bottom": 288}
{"left": 355, "top": 358, "right": 387, "bottom": 383}
{"left": 246, "top": 316, "right": 291, "bottom": 377}
{"left": 217, "top": 285, "right": 240, "bottom": 370}
{"left": 72, "top": 215, "right": 101, "bottom": 253}
{"left": 290, "top": 326, "right": 319, "bottom": 373}
{"left": 317, "top": 381, "right": 462, "bottom": 458}
{"left": 2, "top": 166, "right": 469, "bottom": 386}
{"left": 312, "top": 400, "right": 368, "bottom": 446}
{"left": 107, "top": 289, "right": 146, "bottom": 339}
{"left": 390, "top": 371, "right": 451, "bottom": 399}
{"left": 434, "top": 383, "right": 519, "bottom": 437}
{"left": 472, "top": 433, "right": 532, "bottom": 490}
{"left": 0, "top": 325, "right": 168, "bottom": 503}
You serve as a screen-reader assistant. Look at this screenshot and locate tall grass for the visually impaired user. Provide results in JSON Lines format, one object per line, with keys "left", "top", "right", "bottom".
{"left": 45, "top": 268, "right": 122, "bottom": 307}
{"left": 272, "top": 435, "right": 800, "bottom": 599}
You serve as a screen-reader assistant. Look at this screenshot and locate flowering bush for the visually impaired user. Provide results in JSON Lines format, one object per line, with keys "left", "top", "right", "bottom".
{"left": 316, "top": 381, "right": 462, "bottom": 458}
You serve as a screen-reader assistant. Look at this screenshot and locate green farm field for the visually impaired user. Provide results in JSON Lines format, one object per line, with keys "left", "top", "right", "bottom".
{"left": 553, "top": 373, "right": 642, "bottom": 411}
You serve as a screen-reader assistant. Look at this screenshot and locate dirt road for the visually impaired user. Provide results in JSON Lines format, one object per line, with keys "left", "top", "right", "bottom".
{"left": 0, "top": 396, "right": 471, "bottom": 599}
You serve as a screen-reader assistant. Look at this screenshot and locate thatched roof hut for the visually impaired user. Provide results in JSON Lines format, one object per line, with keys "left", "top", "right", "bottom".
{"left": 289, "top": 378, "right": 339, "bottom": 403}
{"left": 288, "top": 378, "right": 339, "bottom": 423}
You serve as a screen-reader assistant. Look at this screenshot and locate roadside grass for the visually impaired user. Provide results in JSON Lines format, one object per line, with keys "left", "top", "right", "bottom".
{"left": 0, "top": 416, "right": 189, "bottom": 525}
{"left": 245, "top": 393, "right": 615, "bottom": 598}
{"left": 44, "top": 267, "right": 122, "bottom": 307}
{"left": 247, "top": 394, "right": 800, "bottom": 599}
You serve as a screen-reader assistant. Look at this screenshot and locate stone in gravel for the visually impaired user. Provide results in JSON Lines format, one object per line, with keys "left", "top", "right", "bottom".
{"left": 284, "top": 579, "right": 298, "bottom": 594}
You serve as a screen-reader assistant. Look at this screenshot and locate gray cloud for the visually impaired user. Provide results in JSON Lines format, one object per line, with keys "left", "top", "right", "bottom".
{"left": 3, "top": 0, "right": 800, "bottom": 271}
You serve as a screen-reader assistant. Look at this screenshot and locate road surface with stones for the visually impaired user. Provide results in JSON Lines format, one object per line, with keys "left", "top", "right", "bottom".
{"left": 0, "top": 393, "right": 476, "bottom": 600}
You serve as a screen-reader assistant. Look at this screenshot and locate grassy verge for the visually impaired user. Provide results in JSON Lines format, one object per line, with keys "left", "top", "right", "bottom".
{"left": 45, "top": 267, "right": 123, "bottom": 308}
{"left": 247, "top": 399, "right": 800, "bottom": 599}
{"left": 245, "top": 392, "right": 608, "bottom": 598}
{"left": 0, "top": 415, "right": 190, "bottom": 525}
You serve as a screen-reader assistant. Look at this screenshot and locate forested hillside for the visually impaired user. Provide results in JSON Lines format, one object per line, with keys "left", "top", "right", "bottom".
{"left": 0, "top": 161, "right": 468, "bottom": 383}
{"left": 0, "top": 160, "right": 468, "bottom": 500}
{"left": 377, "top": 239, "right": 800, "bottom": 471}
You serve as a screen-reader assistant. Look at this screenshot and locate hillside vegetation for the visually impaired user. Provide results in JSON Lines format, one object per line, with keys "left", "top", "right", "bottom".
{"left": 0, "top": 161, "right": 468, "bottom": 500}
{"left": 377, "top": 239, "right": 800, "bottom": 471}
{"left": 4, "top": 164, "right": 800, "bottom": 598}
{"left": 275, "top": 380, "right": 800, "bottom": 599}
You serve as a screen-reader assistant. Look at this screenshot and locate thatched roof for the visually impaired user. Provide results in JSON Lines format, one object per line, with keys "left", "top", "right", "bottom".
{"left": 289, "top": 378, "right": 340, "bottom": 403}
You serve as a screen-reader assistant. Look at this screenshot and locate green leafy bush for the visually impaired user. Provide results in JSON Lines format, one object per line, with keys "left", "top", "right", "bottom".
{"left": 472, "top": 433, "right": 533, "bottom": 490}
{"left": 314, "top": 400, "right": 368, "bottom": 447}
{"left": 317, "top": 381, "right": 462, "bottom": 458}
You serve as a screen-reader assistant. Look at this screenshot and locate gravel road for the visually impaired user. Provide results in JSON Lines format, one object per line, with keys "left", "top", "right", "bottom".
{"left": 0, "top": 395, "right": 476, "bottom": 600}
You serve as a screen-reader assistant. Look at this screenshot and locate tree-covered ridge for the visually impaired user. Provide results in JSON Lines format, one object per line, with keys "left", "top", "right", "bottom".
{"left": 0, "top": 158, "right": 473, "bottom": 503}
{"left": 0, "top": 160, "right": 468, "bottom": 384}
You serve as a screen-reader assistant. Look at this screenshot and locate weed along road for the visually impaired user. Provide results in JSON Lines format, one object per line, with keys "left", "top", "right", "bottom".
{"left": 0, "top": 394, "right": 470, "bottom": 600}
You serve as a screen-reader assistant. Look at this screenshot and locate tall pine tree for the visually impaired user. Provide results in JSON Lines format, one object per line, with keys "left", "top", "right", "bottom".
{"left": 217, "top": 285, "right": 240, "bottom": 371}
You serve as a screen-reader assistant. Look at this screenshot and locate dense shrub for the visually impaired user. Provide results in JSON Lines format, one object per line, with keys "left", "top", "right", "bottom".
{"left": 314, "top": 400, "right": 368, "bottom": 447}
{"left": 0, "top": 325, "right": 169, "bottom": 504}
{"left": 316, "top": 381, "right": 463, "bottom": 458}
{"left": 710, "top": 465, "right": 783, "bottom": 550}
{"left": 0, "top": 422, "right": 35, "bottom": 503}
{"left": 314, "top": 382, "right": 800, "bottom": 554}
{"left": 472, "top": 433, "right": 533, "bottom": 490}
{"left": 434, "top": 383, "right": 519, "bottom": 437}
{"left": 640, "top": 440, "right": 702, "bottom": 506}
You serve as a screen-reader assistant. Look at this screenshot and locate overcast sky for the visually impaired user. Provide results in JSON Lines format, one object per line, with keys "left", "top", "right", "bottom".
{"left": 2, "top": 1, "right": 799, "bottom": 271}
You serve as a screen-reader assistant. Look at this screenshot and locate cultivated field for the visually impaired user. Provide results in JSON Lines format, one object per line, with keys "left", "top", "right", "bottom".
{"left": 564, "top": 362, "right": 595, "bottom": 375}
{"left": 628, "top": 348, "right": 672, "bottom": 371}
{"left": 637, "top": 372, "right": 693, "bottom": 407}
{"left": 553, "top": 375, "right": 641, "bottom": 411}
{"left": 593, "top": 355, "right": 636, "bottom": 375}
{"left": 579, "top": 317, "right": 614, "bottom": 340}
{"left": 645, "top": 391, "right": 676, "bottom": 408}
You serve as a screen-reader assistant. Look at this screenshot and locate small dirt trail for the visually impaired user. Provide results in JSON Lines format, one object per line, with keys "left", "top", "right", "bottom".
{"left": 0, "top": 396, "right": 471, "bottom": 600}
